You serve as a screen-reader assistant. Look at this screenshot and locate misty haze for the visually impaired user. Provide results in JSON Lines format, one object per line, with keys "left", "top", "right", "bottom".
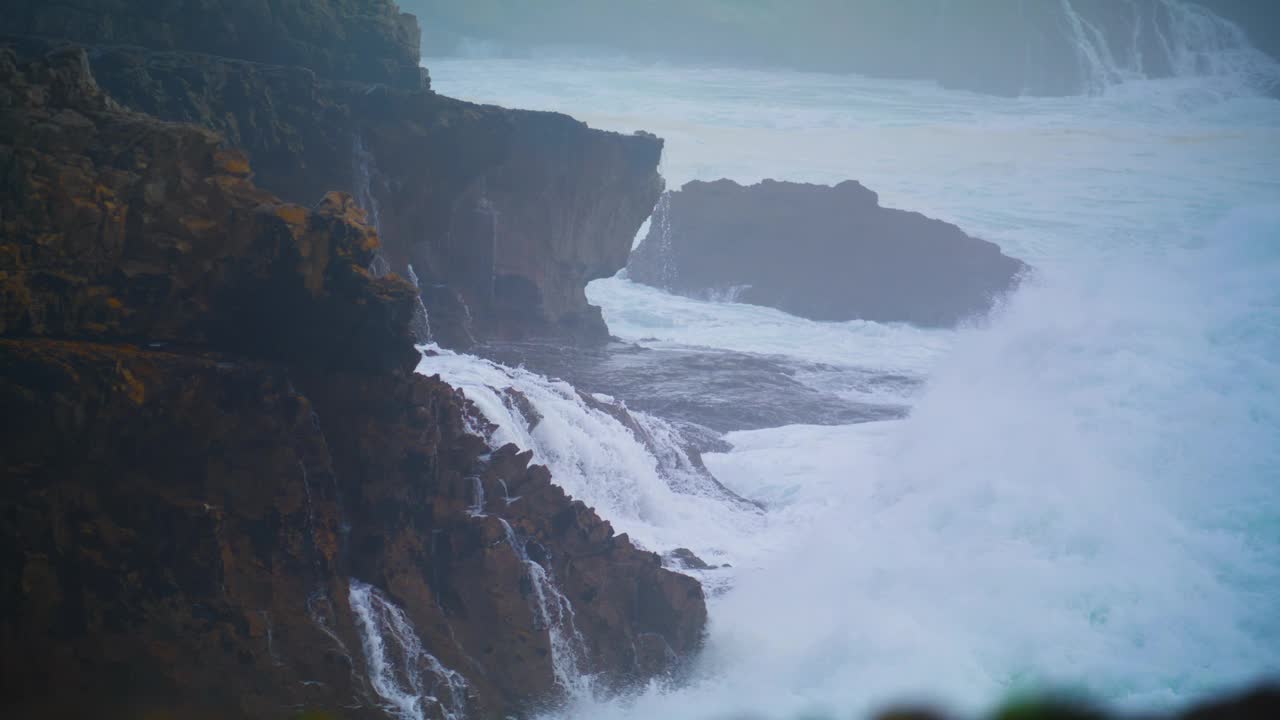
{"left": 1, "top": 2, "right": 1278, "bottom": 720}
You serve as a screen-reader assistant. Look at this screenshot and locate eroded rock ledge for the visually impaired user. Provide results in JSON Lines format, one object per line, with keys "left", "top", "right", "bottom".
{"left": 627, "top": 179, "right": 1027, "bottom": 327}
{"left": 0, "top": 43, "right": 703, "bottom": 720}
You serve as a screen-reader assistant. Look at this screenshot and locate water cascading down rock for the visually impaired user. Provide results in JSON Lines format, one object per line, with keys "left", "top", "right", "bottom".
{"left": 0, "top": 18, "right": 705, "bottom": 720}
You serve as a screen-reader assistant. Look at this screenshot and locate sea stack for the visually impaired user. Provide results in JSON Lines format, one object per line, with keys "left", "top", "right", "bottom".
{"left": 627, "top": 179, "right": 1027, "bottom": 327}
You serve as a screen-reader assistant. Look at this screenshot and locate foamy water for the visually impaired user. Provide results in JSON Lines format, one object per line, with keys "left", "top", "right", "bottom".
{"left": 416, "top": 347, "right": 766, "bottom": 573}
{"left": 422, "top": 28, "right": 1280, "bottom": 719}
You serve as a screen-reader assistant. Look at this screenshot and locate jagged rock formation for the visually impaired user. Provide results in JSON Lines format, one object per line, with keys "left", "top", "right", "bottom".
{"left": 627, "top": 179, "right": 1026, "bottom": 327}
{"left": 1, "top": 0, "right": 662, "bottom": 348}
{"left": 0, "top": 42, "right": 704, "bottom": 719}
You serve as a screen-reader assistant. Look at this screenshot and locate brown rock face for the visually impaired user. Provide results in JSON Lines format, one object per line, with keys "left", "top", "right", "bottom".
{"left": 0, "top": 43, "right": 704, "bottom": 720}
{"left": 1, "top": 338, "right": 381, "bottom": 720}
{"left": 0, "top": 43, "right": 418, "bottom": 371}
{"left": 1, "top": 0, "right": 664, "bottom": 348}
{"left": 627, "top": 179, "right": 1027, "bottom": 327}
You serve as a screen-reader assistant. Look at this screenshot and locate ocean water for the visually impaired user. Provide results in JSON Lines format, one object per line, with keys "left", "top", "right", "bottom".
{"left": 421, "top": 27, "right": 1280, "bottom": 720}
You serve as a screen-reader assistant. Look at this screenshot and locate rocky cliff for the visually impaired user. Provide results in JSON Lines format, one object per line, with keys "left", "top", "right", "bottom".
{"left": 627, "top": 179, "right": 1026, "bottom": 327}
{"left": 0, "top": 40, "right": 703, "bottom": 720}
{"left": 1, "top": 2, "right": 663, "bottom": 347}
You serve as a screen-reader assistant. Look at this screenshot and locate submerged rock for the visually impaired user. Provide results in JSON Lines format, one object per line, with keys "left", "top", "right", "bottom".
{"left": 627, "top": 179, "right": 1027, "bottom": 327}
{"left": 0, "top": 40, "right": 704, "bottom": 719}
{"left": 665, "top": 548, "right": 713, "bottom": 571}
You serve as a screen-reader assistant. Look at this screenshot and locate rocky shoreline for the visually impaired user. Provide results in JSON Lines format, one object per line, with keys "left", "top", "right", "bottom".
{"left": 0, "top": 3, "right": 702, "bottom": 717}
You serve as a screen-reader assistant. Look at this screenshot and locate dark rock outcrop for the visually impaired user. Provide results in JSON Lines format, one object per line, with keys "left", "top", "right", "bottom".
{"left": 0, "top": 42, "right": 704, "bottom": 719}
{"left": 1, "top": 0, "right": 663, "bottom": 348}
{"left": 627, "top": 179, "right": 1026, "bottom": 327}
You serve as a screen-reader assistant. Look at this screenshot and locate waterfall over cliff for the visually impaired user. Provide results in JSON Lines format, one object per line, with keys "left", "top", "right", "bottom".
{"left": 1053, "top": 0, "right": 1279, "bottom": 95}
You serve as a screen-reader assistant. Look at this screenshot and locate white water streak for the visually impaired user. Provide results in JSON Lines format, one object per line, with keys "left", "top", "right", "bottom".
{"left": 1062, "top": 0, "right": 1279, "bottom": 95}
{"left": 467, "top": 476, "right": 486, "bottom": 517}
{"left": 653, "top": 192, "right": 678, "bottom": 290}
{"left": 416, "top": 347, "right": 765, "bottom": 568}
{"left": 353, "top": 134, "right": 393, "bottom": 278}
{"left": 349, "top": 579, "right": 469, "bottom": 720}
{"left": 406, "top": 264, "right": 434, "bottom": 343}
{"left": 496, "top": 518, "right": 591, "bottom": 695}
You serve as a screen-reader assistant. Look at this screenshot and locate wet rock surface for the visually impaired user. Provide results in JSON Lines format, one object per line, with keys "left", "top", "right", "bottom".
{"left": 0, "top": 40, "right": 704, "bottom": 720}
{"left": 628, "top": 179, "right": 1027, "bottom": 328}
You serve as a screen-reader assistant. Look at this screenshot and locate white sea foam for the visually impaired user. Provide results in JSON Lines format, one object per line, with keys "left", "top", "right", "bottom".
{"left": 590, "top": 276, "right": 955, "bottom": 377}
{"left": 547, "top": 207, "right": 1280, "bottom": 720}
{"left": 416, "top": 348, "right": 767, "bottom": 573}
{"left": 425, "top": 8, "right": 1280, "bottom": 716}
